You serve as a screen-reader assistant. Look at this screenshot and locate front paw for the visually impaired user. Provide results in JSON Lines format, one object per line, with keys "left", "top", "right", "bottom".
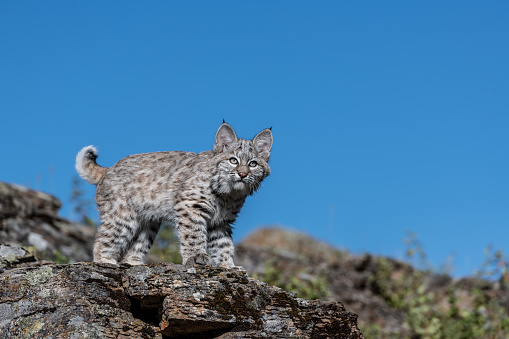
{"left": 183, "top": 253, "right": 211, "bottom": 266}
{"left": 231, "top": 265, "right": 246, "bottom": 272}
{"left": 217, "top": 262, "right": 244, "bottom": 271}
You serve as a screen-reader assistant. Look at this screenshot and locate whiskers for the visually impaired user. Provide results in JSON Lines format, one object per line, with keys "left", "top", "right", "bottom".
{"left": 226, "top": 172, "right": 262, "bottom": 195}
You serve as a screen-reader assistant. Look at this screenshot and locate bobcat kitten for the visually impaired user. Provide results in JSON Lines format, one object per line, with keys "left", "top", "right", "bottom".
{"left": 75, "top": 122, "right": 272, "bottom": 268}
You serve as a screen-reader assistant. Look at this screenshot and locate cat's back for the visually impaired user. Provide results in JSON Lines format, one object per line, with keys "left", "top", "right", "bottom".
{"left": 98, "top": 150, "right": 216, "bottom": 186}
{"left": 101, "top": 151, "right": 193, "bottom": 180}
{"left": 116, "top": 151, "right": 192, "bottom": 169}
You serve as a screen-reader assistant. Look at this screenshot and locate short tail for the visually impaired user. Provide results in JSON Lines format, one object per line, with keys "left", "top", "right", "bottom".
{"left": 75, "top": 146, "right": 108, "bottom": 185}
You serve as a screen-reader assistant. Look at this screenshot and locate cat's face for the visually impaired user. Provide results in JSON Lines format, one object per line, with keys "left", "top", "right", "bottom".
{"left": 212, "top": 123, "right": 273, "bottom": 196}
{"left": 217, "top": 139, "right": 270, "bottom": 195}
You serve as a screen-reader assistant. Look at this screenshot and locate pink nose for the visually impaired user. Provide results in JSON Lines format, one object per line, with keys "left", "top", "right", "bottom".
{"left": 238, "top": 172, "right": 247, "bottom": 178}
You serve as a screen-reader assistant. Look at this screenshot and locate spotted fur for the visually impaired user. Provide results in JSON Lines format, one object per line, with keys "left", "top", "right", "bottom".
{"left": 75, "top": 122, "right": 273, "bottom": 268}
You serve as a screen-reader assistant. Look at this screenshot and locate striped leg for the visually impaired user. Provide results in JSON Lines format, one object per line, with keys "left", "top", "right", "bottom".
{"left": 175, "top": 202, "right": 211, "bottom": 266}
{"left": 207, "top": 226, "right": 235, "bottom": 269}
{"left": 93, "top": 199, "right": 142, "bottom": 264}
{"left": 93, "top": 218, "right": 140, "bottom": 264}
{"left": 121, "top": 221, "right": 161, "bottom": 265}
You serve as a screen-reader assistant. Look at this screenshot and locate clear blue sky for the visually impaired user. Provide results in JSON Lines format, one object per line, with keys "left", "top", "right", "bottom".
{"left": 1, "top": 1, "right": 508, "bottom": 276}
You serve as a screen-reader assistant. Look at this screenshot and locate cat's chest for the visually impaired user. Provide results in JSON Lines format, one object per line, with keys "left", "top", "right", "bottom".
{"left": 208, "top": 198, "right": 243, "bottom": 226}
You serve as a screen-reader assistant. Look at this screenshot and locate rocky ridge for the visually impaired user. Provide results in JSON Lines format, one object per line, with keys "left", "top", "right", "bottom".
{"left": 5, "top": 180, "right": 508, "bottom": 338}
{"left": 0, "top": 245, "right": 362, "bottom": 338}
{"left": 0, "top": 182, "right": 362, "bottom": 338}
{"left": 0, "top": 182, "right": 94, "bottom": 263}
{"left": 235, "top": 228, "right": 509, "bottom": 337}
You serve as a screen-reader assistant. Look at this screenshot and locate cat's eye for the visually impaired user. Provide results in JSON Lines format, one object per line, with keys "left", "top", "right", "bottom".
{"left": 248, "top": 160, "right": 258, "bottom": 168}
{"left": 229, "top": 157, "right": 239, "bottom": 165}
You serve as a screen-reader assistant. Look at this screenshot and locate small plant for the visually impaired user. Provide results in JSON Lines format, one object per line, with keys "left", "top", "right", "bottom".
{"left": 149, "top": 222, "right": 182, "bottom": 264}
{"left": 253, "top": 260, "right": 329, "bottom": 300}
{"left": 70, "top": 175, "right": 96, "bottom": 227}
{"left": 477, "top": 245, "right": 509, "bottom": 287}
{"left": 26, "top": 248, "right": 71, "bottom": 264}
{"left": 403, "top": 231, "right": 431, "bottom": 272}
{"left": 51, "top": 249, "right": 71, "bottom": 264}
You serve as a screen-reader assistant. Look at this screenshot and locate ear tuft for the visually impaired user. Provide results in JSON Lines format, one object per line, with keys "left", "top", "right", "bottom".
{"left": 253, "top": 128, "right": 273, "bottom": 161}
{"left": 214, "top": 123, "right": 238, "bottom": 152}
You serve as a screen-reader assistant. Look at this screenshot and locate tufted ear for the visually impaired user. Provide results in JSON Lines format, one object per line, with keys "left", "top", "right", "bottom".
{"left": 214, "top": 122, "right": 238, "bottom": 152}
{"left": 253, "top": 128, "right": 273, "bottom": 161}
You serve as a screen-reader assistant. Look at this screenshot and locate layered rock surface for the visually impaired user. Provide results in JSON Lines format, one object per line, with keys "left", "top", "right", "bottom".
{"left": 0, "top": 183, "right": 363, "bottom": 338}
{"left": 3, "top": 181, "right": 509, "bottom": 337}
{"left": 0, "top": 244, "right": 362, "bottom": 338}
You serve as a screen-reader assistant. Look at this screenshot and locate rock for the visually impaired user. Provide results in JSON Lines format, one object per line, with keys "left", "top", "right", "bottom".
{"left": 0, "top": 247, "right": 363, "bottom": 338}
{"left": 236, "top": 228, "right": 414, "bottom": 335}
{"left": 236, "top": 228, "right": 509, "bottom": 338}
{"left": 5, "top": 181, "right": 509, "bottom": 338}
{"left": 0, "top": 182, "right": 365, "bottom": 337}
{"left": 0, "top": 182, "right": 61, "bottom": 219}
{"left": 0, "top": 182, "right": 94, "bottom": 263}
{"left": 0, "top": 244, "right": 38, "bottom": 274}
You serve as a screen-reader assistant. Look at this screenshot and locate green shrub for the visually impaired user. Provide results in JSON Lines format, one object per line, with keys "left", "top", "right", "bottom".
{"left": 253, "top": 260, "right": 329, "bottom": 300}
{"left": 369, "top": 234, "right": 509, "bottom": 339}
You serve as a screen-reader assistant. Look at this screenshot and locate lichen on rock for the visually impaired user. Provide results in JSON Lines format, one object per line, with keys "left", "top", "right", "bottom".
{"left": 25, "top": 266, "right": 54, "bottom": 285}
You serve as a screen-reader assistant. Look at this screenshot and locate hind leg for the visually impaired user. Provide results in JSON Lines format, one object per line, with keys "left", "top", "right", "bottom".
{"left": 121, "top": 221, "right": 161, "bottom": 265}
{"left": 94, "top": 209, "right": 140, "bottom": 264}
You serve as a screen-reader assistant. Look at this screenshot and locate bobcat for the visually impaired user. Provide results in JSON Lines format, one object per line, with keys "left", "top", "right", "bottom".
{"left": 75, "top": 122, "right": 272, "bottom": 268}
